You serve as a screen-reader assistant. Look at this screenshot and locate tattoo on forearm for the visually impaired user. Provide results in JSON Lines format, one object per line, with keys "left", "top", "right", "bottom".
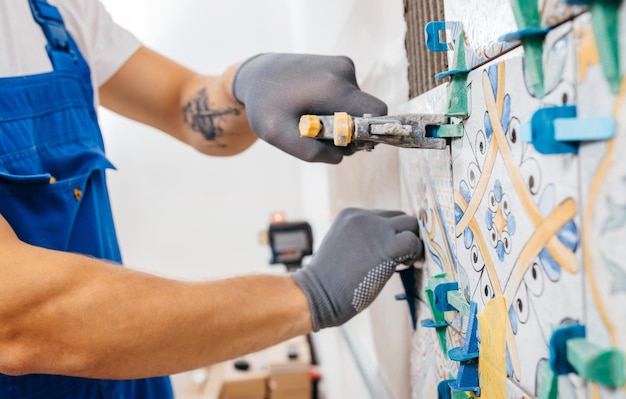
{"left": 182, "top": 88, "right": 241, "bottom": 144}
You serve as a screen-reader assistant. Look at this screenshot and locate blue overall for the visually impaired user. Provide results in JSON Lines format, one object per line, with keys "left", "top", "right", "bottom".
{"left": 0, "top": 1, "right": 173, "bottom": 397}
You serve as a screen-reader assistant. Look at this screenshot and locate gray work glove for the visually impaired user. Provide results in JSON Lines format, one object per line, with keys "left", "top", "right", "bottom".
{"left": 292, "top": 208, "right": 423, "bottom": 331}
{"left": 232, "top": 53, "right": 388, "bottom": 164}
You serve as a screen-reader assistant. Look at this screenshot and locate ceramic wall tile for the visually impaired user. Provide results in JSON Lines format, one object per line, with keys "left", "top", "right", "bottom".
{"left": 442, "top": 0, "right": 585, "bottom": 70}
{"left": 403, "top": 3, "right": 626, "bottom": 397}
{"left": 505, "top": 377, "right": 534, "bottom": 399}
{"left": 448, "top": 21, "right": 587, "bottom": 398}
{"left": 401, "top": 147, "right": 457, "bottom": 281}
{"left": 574, "top": 11, "right": 626, "bottom": 399}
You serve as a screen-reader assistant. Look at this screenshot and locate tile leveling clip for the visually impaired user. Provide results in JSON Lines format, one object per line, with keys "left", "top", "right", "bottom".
{"left": 298, "top": 112, "right": 448, "bottom": 151}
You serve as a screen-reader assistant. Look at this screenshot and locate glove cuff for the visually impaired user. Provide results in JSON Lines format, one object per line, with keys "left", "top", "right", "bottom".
{"left": 231, "top": 53, "right": 269, "bottom": 104}
{"left": 291, "top": 268, "right": 334, "bottom": 332}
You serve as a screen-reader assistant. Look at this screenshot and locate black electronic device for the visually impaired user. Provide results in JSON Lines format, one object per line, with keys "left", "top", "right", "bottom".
{"left": 267, "top": 220, "right": 313, "bottom": 270}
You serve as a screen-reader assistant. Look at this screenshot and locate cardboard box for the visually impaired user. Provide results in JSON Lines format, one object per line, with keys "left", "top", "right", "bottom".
{"left": 268, "top": 372, "right": 311, "bottom": 399}
{"left": 271, "top": 393, "right": 310, "bottom": 399}
{"left": 219, "top": 360, "right": 268, "bottom": 399}
{"left": 268, "top": 372, "right": 310, "bottom": 393}
{"left": 219, "top": 376, "right": 266, "bottom": 398}
{"left": 180, "top": 335, "right": 313, "bottom": 399}
{"left": 266, "top": 337, "right": 311, "bottom": 399}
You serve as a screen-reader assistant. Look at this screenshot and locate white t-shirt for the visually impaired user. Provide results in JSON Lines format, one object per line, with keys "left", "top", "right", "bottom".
{"left": 0, "top": 0, "right": 141, "bottom": 103}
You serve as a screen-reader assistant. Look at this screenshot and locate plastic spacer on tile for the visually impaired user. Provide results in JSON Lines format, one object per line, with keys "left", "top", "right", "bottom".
{"left": 447, "top": 301, "right": 479, "bottom": 362}
{"left": 434, "top": 282, "right": 460, "bottom": 312}
{"left": 498, "top": 27, "right": 550, "bottom": 42}
{"left": 425, "top": 21, "right": 449, "bottom": 52}
{"left": 549, "top": 323, "right": 586, "bottom": 375}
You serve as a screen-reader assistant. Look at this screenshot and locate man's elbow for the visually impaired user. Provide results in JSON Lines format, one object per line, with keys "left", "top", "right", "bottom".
{"left": 0, "top": 343, "right": 39, "bottom": 376}
{"left": 0, "top": 335, "right": 96, "bottom": 377}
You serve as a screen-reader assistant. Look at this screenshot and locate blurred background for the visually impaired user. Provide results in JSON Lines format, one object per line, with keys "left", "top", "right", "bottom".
{"left": 98, "top": 1, "right": 411, "bottom": 397}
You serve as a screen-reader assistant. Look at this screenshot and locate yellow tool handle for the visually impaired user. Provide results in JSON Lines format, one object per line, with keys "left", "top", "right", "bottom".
{"left": 298, "top": 115, "right": 321, "bottom": 138}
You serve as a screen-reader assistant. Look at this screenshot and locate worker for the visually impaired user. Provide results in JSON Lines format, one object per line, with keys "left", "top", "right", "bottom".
{"left": 0, "top": 0, "right": 423, "bottom": 398}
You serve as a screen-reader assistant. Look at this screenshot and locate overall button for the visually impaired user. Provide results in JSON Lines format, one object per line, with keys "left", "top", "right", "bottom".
{"left": 73, "top": 188, "right": 82, "bottom": 201}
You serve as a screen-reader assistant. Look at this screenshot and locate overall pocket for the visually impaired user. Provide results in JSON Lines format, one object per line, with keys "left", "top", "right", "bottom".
{"left": 0, "top": 147, "right": 116, "bottom": 254}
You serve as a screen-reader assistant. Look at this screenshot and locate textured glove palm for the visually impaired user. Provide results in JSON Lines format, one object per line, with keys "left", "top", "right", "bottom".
{"left": 232, "top": 53, "right": 388, "bottom": 163}
{"left": 292, "top": 208, "right": 423, "bottom": 331}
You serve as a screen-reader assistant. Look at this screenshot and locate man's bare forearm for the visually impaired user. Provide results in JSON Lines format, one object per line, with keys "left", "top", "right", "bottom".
{"left": 0, "top": 218, "right": 311, "bottom": 379}
{"left": 100, "top": 47, "right": 257, "bottom": 157}
{"left": 178, "top": 64, "right": 257, "bottom": 156}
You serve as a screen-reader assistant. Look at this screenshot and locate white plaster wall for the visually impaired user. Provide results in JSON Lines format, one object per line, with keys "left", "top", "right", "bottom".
{"left": 99, "top": 0, "right": 302, "bottom": 280}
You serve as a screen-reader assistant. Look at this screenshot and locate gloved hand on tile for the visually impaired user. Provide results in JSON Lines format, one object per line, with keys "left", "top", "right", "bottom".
{"left": 292, "top": 208, "right": 423, "bottom": 331}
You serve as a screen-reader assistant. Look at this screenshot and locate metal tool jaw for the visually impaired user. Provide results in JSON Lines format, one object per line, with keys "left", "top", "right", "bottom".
{"left": 299, "top": 112, "right": 448, "bottom": 151}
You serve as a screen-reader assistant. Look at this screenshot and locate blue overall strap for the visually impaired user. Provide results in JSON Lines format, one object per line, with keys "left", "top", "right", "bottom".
{"left": 28, "top": 0, "right": 77, "bottom": 70}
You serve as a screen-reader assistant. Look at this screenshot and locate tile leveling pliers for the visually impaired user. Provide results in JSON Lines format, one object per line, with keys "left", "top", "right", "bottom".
{"left": 298, "top": 112, "right": 448, "bottom": 151}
